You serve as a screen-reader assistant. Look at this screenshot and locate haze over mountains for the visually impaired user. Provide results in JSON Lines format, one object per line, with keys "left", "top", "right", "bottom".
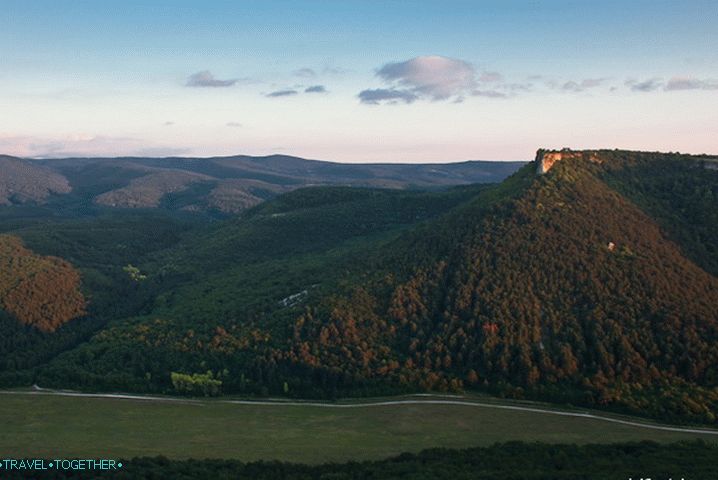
{"left": 0, "top": 154, "right": 524, "bottom": 213}
{"left": 0, "top": 148, "right": 716, "bottom": 426}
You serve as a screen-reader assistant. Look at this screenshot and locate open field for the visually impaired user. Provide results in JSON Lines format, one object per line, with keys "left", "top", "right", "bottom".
{"left": 1, "top": 390, "right": 717, "bottom": 464}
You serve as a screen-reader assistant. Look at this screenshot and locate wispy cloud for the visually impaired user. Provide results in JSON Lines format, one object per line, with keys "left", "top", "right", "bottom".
{"left": 305, "top": 85, "right": 327, "bottom": 93}
{"left": 665, "top": 76, "right": 718, "bottom": 91}
{"left": 626, "top": 78, "right": 663, "bottom": 92}
{"left": 186, "top": 70, "right": 238, "bottom": 87}
{"left": 134, "top": 147, "right": 191, "bottom": 157}
{"left": 226, "top": 121, "right": 242, "bottom": 128}
{"left": 472, "top": 90, "right": 507, "bottom": 98}
{"left": 503, "top": 83, "right": 533, "bottom": 93}
{"left": 266, "top": 89, "right": 298, "bottom": 98}
{"left": 561, "top": 78, "right": 606, "bottom": 92}
{"left": 479, "top": 71, "right": 503, "bottom": 82}
{"left": 293, "top": 68, "right": 316, "bottom": 78}
{"left": 163, "top": 121, "right": 175, "bottom": 126}
{"left": 358, "top": 88, "right": 419, "bottom": 105}
{"left": 625, "top": 76, "right": 718, "bottom": 93}
{"left": 471, "top": 81, "right": 531, "bottom": 99}
{"left": 323, "top": 65, "right": 348, "bottom": 75}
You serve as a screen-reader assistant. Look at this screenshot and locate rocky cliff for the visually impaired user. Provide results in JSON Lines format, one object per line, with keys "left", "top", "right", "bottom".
{"left": 535, "top": 149, "right": 602, "bottom": 174}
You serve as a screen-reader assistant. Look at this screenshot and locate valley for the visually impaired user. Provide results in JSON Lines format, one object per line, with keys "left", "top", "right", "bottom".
{"left": 5, "top": 2, "right": 717, "bottom": 476}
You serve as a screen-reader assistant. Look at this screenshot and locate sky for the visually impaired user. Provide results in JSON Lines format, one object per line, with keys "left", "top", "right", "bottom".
{"left": 1, "top": 0, "right": 717, "bottom": 162}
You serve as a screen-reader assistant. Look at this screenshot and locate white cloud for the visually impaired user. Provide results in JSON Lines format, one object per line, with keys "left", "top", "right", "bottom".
{"left": 375, "top": 55, "right": 477, "bottom": 101}
{"left": 359, "top": 56, "right": 510, "bottom": 104}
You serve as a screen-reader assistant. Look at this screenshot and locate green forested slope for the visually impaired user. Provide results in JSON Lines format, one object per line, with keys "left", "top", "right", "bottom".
{"left": 598, "top": 152, "right": 718, "bottom": 275}
{"left": 2, "top": 186, "right": 487, "bottom": 393}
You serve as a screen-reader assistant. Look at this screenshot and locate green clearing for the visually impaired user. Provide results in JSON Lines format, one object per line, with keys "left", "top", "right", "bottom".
{"left": 1, "top": 392, "right": 716, "bottom": 464}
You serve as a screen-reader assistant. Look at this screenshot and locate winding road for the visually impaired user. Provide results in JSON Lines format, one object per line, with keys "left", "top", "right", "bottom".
{"left": 2, "top": 385, "right": 717, "bottom": 436}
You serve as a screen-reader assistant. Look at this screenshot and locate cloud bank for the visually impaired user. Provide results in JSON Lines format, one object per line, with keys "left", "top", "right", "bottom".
{"left": 0, "top": 135, "right": 190, "bottom": 158}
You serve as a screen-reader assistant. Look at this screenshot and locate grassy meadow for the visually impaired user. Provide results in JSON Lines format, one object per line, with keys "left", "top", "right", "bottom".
{"left": 1, "top": 391, "right": 716, "bottom": 464}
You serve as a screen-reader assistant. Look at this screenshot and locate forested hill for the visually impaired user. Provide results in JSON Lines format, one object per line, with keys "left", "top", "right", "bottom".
{"left": 1, "top": 149, "right": 717, "bottom": 426}
{"left": 272, "top": 150, "right": 718, "bottom": 423}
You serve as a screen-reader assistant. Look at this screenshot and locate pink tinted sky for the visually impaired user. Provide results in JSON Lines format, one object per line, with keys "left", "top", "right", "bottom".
{"left": 1, "top": 1, "right": 716, "bottom": 162}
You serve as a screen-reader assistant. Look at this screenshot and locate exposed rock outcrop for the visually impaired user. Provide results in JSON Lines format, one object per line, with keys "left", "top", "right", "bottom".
{"left": 535, "top": 149, "right": 602, "bottom": 174}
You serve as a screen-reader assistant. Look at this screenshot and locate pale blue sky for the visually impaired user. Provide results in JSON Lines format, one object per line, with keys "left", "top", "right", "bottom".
{"left": 1, "top": 1, "right": 716, "bottom": 161}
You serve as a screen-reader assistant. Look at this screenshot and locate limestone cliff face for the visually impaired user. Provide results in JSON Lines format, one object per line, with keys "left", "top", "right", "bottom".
{"left": 535, "top": 149, "right": 602, "bottom": 174}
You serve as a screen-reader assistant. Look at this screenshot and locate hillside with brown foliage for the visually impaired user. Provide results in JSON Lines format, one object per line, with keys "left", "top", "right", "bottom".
{"left": 267, "top": 151, "right": 718, "bottom": 422}
{"left": 0, "top": 235, "right": 86, "bottom": 332}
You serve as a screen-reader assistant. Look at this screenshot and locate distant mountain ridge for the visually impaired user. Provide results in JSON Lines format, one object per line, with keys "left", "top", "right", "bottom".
{"left": 0, "top": 154, "right": 525, "bottom": 213}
